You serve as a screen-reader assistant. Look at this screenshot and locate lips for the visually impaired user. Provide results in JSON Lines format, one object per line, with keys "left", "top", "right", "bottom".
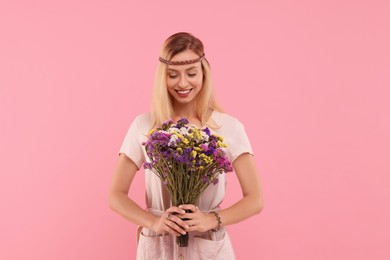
{"left": 176, "top": 89, "right": 192, "bottom": 97}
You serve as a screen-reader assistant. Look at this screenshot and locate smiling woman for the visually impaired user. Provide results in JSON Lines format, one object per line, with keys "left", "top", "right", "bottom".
{"left": 109, "top": 32, "right": 263, "bottom": 260}
{"left": 151, "top": 32, "right": 220, "bottom": 129}
{"left": 165, "top": 51, "right": 204, "bottom": 105}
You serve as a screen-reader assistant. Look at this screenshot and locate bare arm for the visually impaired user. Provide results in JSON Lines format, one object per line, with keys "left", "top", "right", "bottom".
{"left": 108, "top": 153, "right": 188, "bottom": 236}
{"left": 217, "top": 153, "right": 263, "bottom": 225}
{"left": 181, "top": 153, "right": 263, "bottom": 231}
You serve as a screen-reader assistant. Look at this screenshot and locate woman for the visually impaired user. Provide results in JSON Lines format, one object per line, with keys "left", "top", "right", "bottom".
{"left": 109, "top": 32, "right": 263, "bottom": 260}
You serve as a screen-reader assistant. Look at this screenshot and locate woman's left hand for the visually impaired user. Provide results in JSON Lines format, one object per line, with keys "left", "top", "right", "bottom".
{"left": 178, "top": 204, "right": 217, "bottom": 233}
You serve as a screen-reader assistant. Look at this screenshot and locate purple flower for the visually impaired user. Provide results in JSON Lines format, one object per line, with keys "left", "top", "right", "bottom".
{"left": 143, "top": 162, "right": 153, "bottom": 170}
{"left": 161, "top": 119, "right": 174, "bottom": 131}
{"left": 203, "top": 127, "right": 211, "bottom": 136}
{"left": 177, "top": 118, "right": 189, "bottom": 127}
{"left": 200, "top": 144, "right": 208, "bottom": 152}
{"left": 205, "top": 147, "right": 214, "bottom": 156}
{"left": 209, "top": 140, "right": 217, "bottom": 149}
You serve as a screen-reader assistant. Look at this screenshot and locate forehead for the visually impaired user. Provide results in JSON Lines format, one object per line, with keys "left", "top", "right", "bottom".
{"left": 167, "top": 64, "right": 201, "bottom": 72}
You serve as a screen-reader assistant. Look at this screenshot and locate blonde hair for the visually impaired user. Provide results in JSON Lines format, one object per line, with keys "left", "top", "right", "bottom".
{"left": 151, "top": 32, "right": 223, "bottom": 128}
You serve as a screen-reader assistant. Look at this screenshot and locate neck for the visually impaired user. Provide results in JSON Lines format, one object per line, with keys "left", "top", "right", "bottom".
{"left": 172, "top": 102, "right": 197, "bottom": 119}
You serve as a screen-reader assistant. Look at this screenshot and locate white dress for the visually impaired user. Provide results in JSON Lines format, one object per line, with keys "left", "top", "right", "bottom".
{"left": 119, "top": 110, "right": 254, "bottom": 260}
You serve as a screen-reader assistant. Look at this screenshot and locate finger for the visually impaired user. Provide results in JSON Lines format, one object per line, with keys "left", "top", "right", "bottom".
{"left": 179, "top": 204, "right": 198, "bottom": 212}
{"left": 184, "top": 225, "right": 197, "bottom": 232}
{"left": 163, "top": 207, "right": 185, "bottom": 221}
{"left": 165, "top": 220, "right": 187, "bottom": 236}
{"left": 164, "top": 224, "right": 181, "bottom": 236}
{"left": 180, "top": 210, "right": 200, "bottom": 219}
{"left": 180, "top": 207, "right": 202, "bottom": 220}
{"left": 164, "top": 217, "right": 181, "bottom": 236}
{"left": 183, "top": 219, "right": 199, "bottom": 228}
{"left": 168, "top": 206, "right": 186, "bottom": 215}
{"left": 182, "top": 222, "right": 200, "bottom": 232}
{"left": 167, "top": 214, "right": 190, "bottom": 230}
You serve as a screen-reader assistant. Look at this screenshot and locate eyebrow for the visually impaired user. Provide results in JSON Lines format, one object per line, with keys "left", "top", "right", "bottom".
{"left": 167, "top": 66, "right": 199, "bottom": 72}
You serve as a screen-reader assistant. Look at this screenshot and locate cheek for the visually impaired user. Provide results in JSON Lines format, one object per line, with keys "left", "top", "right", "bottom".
{"left": 198, "top": 78, "right": 204, "bottom": 88}
{"left": 197, "top": 73, "right": 204, "bottom": 86}
{"left": 166, "top": 79, "right": 177, "bottom": 89}
{"left": 191, "top": 76, "right": 203, "bottom": 87}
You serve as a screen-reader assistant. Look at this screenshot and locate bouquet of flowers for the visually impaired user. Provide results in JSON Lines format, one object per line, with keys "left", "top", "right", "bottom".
{"left": 142, "top": 118, "right": 233, "bottom": 247}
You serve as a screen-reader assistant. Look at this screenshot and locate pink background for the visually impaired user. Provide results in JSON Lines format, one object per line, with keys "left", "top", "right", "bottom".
{"left": 1, "top": 1, "right": 389, "bottom": 259}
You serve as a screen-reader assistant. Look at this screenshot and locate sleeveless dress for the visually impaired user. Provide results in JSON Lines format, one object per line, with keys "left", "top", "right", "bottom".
{"left": 118, "top": 110, "right": 254, "bottom": 260}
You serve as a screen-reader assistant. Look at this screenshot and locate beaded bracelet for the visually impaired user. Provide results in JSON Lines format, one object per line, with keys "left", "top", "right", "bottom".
{"left": 210, "top": 211, "right": 222, "bottom": 232}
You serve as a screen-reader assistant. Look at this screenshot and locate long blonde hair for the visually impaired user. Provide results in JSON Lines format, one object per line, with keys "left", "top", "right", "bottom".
{"left": 151, "top": 32, "right": 223, "bottom": 128}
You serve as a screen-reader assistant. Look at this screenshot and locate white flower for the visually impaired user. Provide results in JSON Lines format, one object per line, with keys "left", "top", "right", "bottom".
{"left": 179, "top": 127, "right": 190, "bottom": 135}
{"left": 168, "top": 134, "right": 179, "bottom": 146}
{"left": 201, "top": 131, "right": 209, "bottom": 142}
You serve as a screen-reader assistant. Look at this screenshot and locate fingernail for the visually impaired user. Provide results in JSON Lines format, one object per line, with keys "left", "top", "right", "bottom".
{"left": 185, "top": 225, "right": 189, "bottom": 229}
{"left": 181, "top": 210, "right": 185, "bottom": 214}
{"left": 179, "top": 205, "right": 183, "bottom": 208}
{"left": 182, "top": 231, "right": 186, "bottom": 235}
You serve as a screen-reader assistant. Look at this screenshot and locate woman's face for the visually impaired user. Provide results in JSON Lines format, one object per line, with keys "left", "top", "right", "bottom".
{"left": 166, "top": 50, "right": 204, "bottom": 106}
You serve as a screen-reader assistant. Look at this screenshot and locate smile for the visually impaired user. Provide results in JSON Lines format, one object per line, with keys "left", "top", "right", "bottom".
{"left": 176, "top": 89, "right": 192, "bottom": 94}
{"left": 176, "top": 89, "right": 192, "bottom": 96}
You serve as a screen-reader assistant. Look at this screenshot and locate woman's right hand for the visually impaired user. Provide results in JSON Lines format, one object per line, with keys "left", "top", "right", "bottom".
{"left": 150, "top": 206, "right": 189, "bottom": 236}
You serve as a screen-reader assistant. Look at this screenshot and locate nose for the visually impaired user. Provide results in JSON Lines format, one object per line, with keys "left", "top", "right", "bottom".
{"left": 178, "top": 74, "right": 188, "bottom": 88}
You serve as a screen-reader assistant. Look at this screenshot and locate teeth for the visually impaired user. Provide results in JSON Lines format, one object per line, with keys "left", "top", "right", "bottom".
{"left": 177, "top": 89, "right": 191, "bottom": 94}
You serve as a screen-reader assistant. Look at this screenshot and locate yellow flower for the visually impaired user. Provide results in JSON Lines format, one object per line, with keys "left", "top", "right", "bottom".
{"left": 214, "top": 134, "right": 224, "bottom": 141}
{"left": 148, "top": 128, "right": 156, "bottom": 135}
{"left": 217, "top": 141, "right": 227, "bottom": 148}
{"left": 174, "top": 133, "right": 184, "bottom": 139}
{"left": 199, "top": 154, "right": 213, "bottom": 164}
{"left": 190, "top": 150, "right": 197, "bottom": 158}
{"left": 192, "top": 129, "right": 202, "bottom": 139}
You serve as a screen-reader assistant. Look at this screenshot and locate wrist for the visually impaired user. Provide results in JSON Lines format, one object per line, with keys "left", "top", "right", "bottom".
{"left": 147, "top": 214, "right": 160, "bottom": 232}
{"left": 209, "top": 211, "right": 222, "bottom": 232}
